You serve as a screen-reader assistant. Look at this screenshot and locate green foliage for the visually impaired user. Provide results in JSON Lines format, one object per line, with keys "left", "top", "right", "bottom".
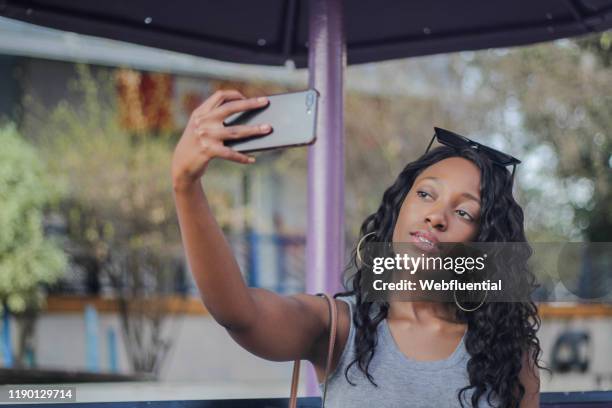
{"left": 0, "top": 124, "right": 67, "bottom": 314}
{"left": 575, "top": 31, "right": 612, "bottom": 67}
{"left": 471, "top": 33, "right": 612, "bottom": 240}
{"left": 25, "top": 65, "right": 186, "bottom": 374}
{"left": 34, "top": 65, "right": 180, "bottom": 258}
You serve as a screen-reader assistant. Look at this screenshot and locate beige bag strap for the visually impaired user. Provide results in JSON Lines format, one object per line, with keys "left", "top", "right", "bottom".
{"left": 289, "top": 292, "right": 338, "bottom": 408}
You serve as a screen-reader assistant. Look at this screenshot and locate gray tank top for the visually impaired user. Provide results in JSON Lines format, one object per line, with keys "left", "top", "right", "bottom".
{"left": 319, "top": 296, "right": 499, "bottom": 408}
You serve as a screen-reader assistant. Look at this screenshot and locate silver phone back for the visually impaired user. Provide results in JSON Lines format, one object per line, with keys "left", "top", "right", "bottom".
{"left": 223, "top": 89, "right": 318, "bottom": 153}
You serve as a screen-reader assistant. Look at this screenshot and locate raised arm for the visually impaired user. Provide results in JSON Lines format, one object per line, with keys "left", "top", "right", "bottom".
{"left": 171, "top": 90, "right": 332, "bottom": 363}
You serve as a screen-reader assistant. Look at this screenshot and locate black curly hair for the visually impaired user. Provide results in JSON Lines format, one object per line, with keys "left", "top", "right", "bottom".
{"left": 335, "top": 145, "right": 550, "bottom": 408}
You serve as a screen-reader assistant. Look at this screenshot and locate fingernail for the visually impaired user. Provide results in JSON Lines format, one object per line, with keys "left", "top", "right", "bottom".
{"left": 248, "top": 157, "right": 256, "bottom": 163}
{"left": 257, "top": 97, "right": 268, "bottom": 103}
{"left": 260, "top": 124, "right": 271, "bottom": 131}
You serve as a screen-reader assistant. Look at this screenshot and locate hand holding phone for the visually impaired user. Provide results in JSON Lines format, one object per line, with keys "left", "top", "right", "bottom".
{"left": 171, "top": 90, "right": 273, "bottom": 190}
{"left": 222, "top": 89, "right": 319, "bottom": 153}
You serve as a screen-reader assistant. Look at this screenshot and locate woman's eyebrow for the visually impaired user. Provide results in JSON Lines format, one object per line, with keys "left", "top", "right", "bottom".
{"left": 419, "top": 176, "right": 440, "bottom": 185}
{"left": 461, "top": 192, "right": 481, "bottom": 205}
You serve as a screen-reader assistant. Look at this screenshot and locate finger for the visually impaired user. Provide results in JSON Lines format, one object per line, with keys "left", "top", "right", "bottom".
{"left": 208, "top": 124, "right": 272, "bottom": 140}
{"left": 198, "top": 89, "right": 246, "bottom": 114}
{"left": 211, "top": 96, "right": 269, "bottom": 120}
{"left": 211, "top": 145, "right": 256, "bottom": 164}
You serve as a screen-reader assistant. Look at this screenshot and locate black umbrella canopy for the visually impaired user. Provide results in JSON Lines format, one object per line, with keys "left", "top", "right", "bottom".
{"left": 1, "top": 0, "right": 611, "bottom": 67}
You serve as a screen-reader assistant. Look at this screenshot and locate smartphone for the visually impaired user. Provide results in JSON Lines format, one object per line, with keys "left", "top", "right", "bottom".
{"left": 222, "top": 89, "right": 319, "bottom": 153}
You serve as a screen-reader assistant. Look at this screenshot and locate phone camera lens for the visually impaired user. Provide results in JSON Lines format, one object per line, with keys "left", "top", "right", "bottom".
{"left": 306, "top": 92, "right": 314, "bottom": 108}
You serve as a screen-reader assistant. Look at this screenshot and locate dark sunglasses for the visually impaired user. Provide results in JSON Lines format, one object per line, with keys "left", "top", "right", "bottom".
{"left": 426, "top": 127, "right": 521, "bottom": 180}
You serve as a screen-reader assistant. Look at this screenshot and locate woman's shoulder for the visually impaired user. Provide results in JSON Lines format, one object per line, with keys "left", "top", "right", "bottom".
{"left": 309, "top": 293, "right": 354, "bottom": 379}
{"left": 334, "top": 294, "right": 359, "bottom": 328}
{"left": 334, "top": 293, "right": 356, "bottom": 308}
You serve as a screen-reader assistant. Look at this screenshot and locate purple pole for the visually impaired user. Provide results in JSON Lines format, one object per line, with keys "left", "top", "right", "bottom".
{"left": 306, "top": 0, "right": 346, "bottom": 396}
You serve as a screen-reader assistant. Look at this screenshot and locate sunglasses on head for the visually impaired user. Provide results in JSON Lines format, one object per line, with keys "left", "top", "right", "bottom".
{"left": 425, "top": 127, "right": 521, "bottom": 180}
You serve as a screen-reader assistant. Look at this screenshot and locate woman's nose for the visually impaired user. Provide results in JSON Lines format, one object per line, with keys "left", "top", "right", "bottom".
{"left": 425, "top": 210, "right": 447, "bottom": 231}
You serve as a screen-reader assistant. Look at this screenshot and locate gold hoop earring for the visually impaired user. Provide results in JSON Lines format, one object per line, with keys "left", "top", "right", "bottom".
{"left": 356, "top": 232, "right": 377, "bottom": 267}
{"left": 453, "top": 288, "right": 488, "bottom": 312}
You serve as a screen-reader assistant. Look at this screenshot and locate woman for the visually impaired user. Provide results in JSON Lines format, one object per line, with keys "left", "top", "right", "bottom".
{"left": 172, "top": 90, "right": 545, "bottom": 407}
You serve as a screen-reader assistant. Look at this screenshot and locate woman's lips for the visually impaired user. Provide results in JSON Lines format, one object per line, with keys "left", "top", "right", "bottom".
{"left": 409, "top": 231, "right": 439, "bottom": 254}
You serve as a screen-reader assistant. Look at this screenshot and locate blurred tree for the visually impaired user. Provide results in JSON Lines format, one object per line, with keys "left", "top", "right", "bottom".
{"left": 104, "top": 247, "right": 181, "bottom": 375}
{"left": 471, "top": 32, "right": 611, "bottom": 241}
{"left": 575, "top": 31, "right": 612, "bottom": 67}
{"left": 116, "top": 68, "right": 175, "bottom": 135}
{"left": 28, "top": 65, "right": 186, "bottom": 376}
{"left": 0, "top": 123, "right": 67, "bottom": 367}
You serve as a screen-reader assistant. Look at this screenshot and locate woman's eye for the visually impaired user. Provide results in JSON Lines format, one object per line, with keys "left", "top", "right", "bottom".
{"left": 456, "top": 209, "right": 473, "bottom": 221}
{"left": 416, "top": 191, "right": 431, "bottom": 199}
